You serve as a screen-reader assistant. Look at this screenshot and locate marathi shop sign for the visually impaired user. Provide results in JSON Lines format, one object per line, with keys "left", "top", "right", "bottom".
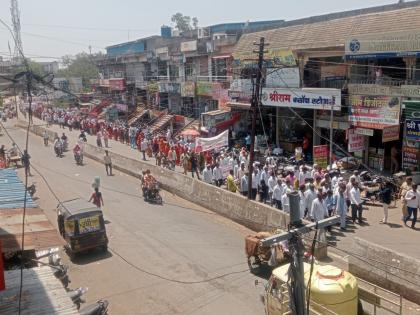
{"left": 349, "top": 95, "right": 401, "bottom": 129}
{"left": 181, "top": 82, "right": 195, "bottom": 97}
{"left": 262, "top": 88, "right": 341, "bottom": 110}
{"left": 348, "top": 129, "right": 365, "bottom": 153}
{"left": 382, "top": 125, "right": 400, "bottom": 143}
{"left": 349, "top": 84, "right": 420, "bottom": 98}
{"left": 406, "top": 119, "right": 420, "bottom": 141}
{"left": 403, "top": 146, "right": 420, "bottom": 171}
{"left": 313, "top": 145, "right": 329, "bottom": 169}
{"left": 345, "top": 30, "right": 420, "bottom": 59}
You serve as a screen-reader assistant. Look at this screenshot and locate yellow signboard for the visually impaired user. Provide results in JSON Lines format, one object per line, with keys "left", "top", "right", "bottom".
{"left": 79, "top": 216, "right": 101, "bottom": 234}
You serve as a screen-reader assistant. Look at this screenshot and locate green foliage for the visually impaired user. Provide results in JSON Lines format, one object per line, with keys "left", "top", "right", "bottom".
{"left": 57, "top": 53, "right": 99, "bottom": 88}
{"left": 171, "top": 13, "right": 198, "bottom": 32}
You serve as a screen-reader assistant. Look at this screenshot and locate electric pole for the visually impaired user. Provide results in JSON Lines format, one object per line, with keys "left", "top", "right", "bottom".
{"left": 261, "top": 195, "right": 340, "bottom": 315}
{"left": 248, "top": 37, "right": 267, "bottom": 199}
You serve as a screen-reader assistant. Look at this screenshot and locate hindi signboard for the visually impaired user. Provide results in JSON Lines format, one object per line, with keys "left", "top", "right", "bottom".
{"left": 403, "top": 146, "right": 420, "bottom": 171}
{"left": 262, "top": 88, "right": 341, "bottom": 110}
{"left": 406, "top": 119, "right": 420, "bottom": 141}
{"left": 382, "top": 125, "right": 400, "bottom": 143}
{"left": 313, "top": 145, "right": 329, "bottom": 169}
{"left": 348, "top": 129, "right": 365, "bottom": 153}
{"left": 349, "top": 95, "right": 401, "bottom": 129}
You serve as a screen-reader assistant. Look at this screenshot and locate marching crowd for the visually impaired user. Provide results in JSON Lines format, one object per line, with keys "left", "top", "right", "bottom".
{"left": 37, "top": 106, "right": 419, "bottom": 231}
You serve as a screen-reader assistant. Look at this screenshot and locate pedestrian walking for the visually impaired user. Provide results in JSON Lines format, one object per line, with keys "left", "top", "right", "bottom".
{"left": 334, "top": 185, "right": 347, "bottom": 230}
{"left": 103, "top": 129, "right": 109, "bottom": 148}
{"left": 202, "top": 165, "right": 213, "bottom": 184}
{"left": 350, "top": 182, "right": 363, "bottom": 224}
{"left": 104, "top": 150, "right": 113, "bottom": 176}
{"left": 272, "top": 179, "right": 283, "bottom": 210}
{"left": 89, "top": 187, "right": 104, "bottom": 209}
{"left": 190, "top": 153, "right": 200, "bottom": 179}
{"left": 96, "top": 130, "right": 103, "bottom": 148}
{"left": 404, "top": 184, "right": 419, "bottom": 229}
{"left": 226, "top": 170, "right": 237, "bottom": 193}
{"left": 240, "top": 173, "right": 248, "bottom": 197}
{"left": 21, "top": 149, "right": 32, "bottom": 176}
{"left": 213, "top": 163, "right": 223, "bottom": 187}
{"left": 43, "top": 130, "right": 49, "bottom": 146}
{"left": 378, "top": 182, "right": 392, "bottom": 224}
{"left": 140, "top": 138, "right": 148, "bottom": 161}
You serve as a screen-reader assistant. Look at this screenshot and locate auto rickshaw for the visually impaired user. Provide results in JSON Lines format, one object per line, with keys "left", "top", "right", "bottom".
{"left": 57, "top": 198, "right": 108, "bottom": 257}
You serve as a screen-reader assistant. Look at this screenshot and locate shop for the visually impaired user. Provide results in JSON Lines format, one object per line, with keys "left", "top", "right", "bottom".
{"left": 180, "top": 82, "right": 196, "bottom": 117}
{"left": 261, "top": 87, "right": 342, "bottom": 156}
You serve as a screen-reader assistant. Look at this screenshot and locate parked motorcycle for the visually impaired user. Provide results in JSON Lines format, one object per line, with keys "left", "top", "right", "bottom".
{"left": 79, "top": 300, "right": 109, "bottom": 315}
{"left": 67, "top": 287, "right": 88, "bottom": 310}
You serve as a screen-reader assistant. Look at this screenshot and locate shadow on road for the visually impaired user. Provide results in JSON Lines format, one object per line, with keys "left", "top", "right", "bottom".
{"left": 70, "top": 249, "right": 113, "bottom": 266}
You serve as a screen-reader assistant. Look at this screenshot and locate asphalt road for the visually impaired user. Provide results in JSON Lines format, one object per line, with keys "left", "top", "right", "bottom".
{"left": 5, "top": 123, "right": 265, "bottom": 315}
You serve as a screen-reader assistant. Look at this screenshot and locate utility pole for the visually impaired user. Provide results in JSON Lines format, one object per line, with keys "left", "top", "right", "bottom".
{"left": 329, "top": 104, "right": 334, "bottom": 169}
{"left": 248, "top": 37, "right": 267, "bottom": 199}
{"left": 261, "top": 194, "right": 340, "bottom": 315}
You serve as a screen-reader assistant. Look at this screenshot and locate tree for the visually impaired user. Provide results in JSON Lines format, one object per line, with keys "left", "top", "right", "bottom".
{"left": 57, "top": 53, "right": 99, "bottom": 88}
{"left": 171, "top": 13, "right": 198, "bottom": 32}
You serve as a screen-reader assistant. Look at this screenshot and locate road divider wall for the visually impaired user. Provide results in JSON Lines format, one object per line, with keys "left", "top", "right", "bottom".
{"left": 18, "top": 121, "right": 327, "bottom": 256}
{"left": 349, "top": 237, "right": 420, "bottom": 304}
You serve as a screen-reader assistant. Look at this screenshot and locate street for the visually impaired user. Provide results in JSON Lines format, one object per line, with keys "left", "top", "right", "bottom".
{"left": 5, "top": 123, "right": 265, "bottom": 315}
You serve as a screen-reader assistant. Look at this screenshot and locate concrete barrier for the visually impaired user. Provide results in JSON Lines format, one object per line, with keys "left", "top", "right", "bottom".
{"left": 349, "top": 237, "right": 420, "bottom": 304}
{"left": 18, "top": 121, "right": 327, "bottom": 255}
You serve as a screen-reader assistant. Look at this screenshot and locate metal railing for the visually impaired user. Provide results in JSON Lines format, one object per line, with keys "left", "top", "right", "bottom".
{"left": 196, "top": 75, "right": 233, "bottom": 82}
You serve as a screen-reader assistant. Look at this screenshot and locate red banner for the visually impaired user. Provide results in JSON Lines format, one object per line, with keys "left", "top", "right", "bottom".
{"left": 109, "top": 79, "right": 125, "bottom": 91}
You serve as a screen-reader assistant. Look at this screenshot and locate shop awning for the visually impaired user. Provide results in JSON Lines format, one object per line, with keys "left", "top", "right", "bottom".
{"left": 212, "top": 55, "right": 232, "bottom": 59}
{"left": 227, "top": 102, "right": 251, "bottom": 110}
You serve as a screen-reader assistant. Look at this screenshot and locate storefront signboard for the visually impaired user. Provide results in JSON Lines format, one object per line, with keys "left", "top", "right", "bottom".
{"left": 403, "top": 146, "right": 420, "bottom": 171}
{"left": 266, "top": 68, "right": 300, "bottom": 88}
{"left": 348, "top": 129, "right": 365, "bottom": 153}
{"left": 320, "top": 65, "right": 347, "bottom": 80}
{"left": 233, "top": 49, "right": 296, "bottom": 67}
{"left": 349, "top": 84, "right": 420, "bottom": 98}
{"left": 404, "top": 101, "right": 420, "bottom": 119}
{"left": 406, "top": 119, "right": 420, "bottom": 141}
{"left": 196, "top": 82, "right": 214, "bottom": 97}
{"left": 382, "top": 125, "right": 400, "bottom": 143}
{"left": 181, "top": 40, "right": 197, "bottom": 52}
{"left": 146, "top": 82, "right": 159, "bottom": 93}
{"left": 109, "top": 78, "right": 125, "bottom": 91}
{"left": 181, "top": 82, "right": 196, "bottom": 97}
{"left": 345, "top": 30, "right": 420, "bottom": 59}
{"left": 159, "top": 82, "right": 180, "bottom": 94}
{"left": 349, "top": 95, "right": 401, "bottom": 129}
{"left": 313, "top": 145, "right": 329, "bottom": 169}
{"left": 262, "top": 88, "right": 341, "bottom": 110}
{"left": 355, "top": 128, "right": 374, "bottom": 136}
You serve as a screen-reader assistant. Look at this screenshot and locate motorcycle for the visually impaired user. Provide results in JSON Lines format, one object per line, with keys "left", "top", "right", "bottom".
{"left": 67, "top": 287, "right": 88, "bottom": 310}
{"left": 75, "top": 152, "right": 84, "bottom": 165}
{"left": 79, "top": 300, "right": 109, "bottom": 315}
{"left": 144, "top": 182, "right": 163, "bottom": 205}
{"left": 54, "top": 142, "right": 63, "bottom": 158}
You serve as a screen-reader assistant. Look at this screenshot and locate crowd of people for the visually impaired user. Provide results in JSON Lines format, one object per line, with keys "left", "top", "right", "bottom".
{"left": 35, "top": 106, "right": 419, "bottom": 230}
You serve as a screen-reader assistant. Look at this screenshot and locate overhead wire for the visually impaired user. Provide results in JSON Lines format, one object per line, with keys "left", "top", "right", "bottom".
{"left": 0, "top": 16, "right": 34, "bottom": 315}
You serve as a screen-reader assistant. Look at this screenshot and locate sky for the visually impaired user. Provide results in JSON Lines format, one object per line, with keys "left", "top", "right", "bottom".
{"left": 0, "top": 0, "right": 414, "bottom": 61}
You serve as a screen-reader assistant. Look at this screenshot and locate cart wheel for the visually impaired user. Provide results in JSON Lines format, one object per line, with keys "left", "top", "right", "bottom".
{"left": 247, "top": 256, "right": 262, "bottom": 274}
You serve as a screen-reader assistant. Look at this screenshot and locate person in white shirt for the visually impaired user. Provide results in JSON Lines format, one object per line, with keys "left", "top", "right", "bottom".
{"left": 251, "top": 169, "right": 259, "bottom": 200}
{"left": 213, "top": 163, "right": 224, "bottom": 187}
{"left": 272, "top": 179, "right": 284, "bottom": 210}
{"left": 236, "top": 162, "right": 246, "bottom": 184}
{"left": 260, "top": 166, "right": 269, "bottom": 186}
{"left": 304, "top": 184, "right": 317, "bottom": 218}
{"left": 350, "top": 182, "right": 363, "bottom": 224}
{"left": 240, "top": 174, "right": 248, "bottom": 196}
{"left": 298, "top": 185, "right": 306, "bottom": 219}
{"left": 202, "top": 165, "right": 213, "bottom": 185}
{"left": 404, "top": 184, "right": 419, "bottom": 229}
{"left": 298, "top": 167, "right": 311, "bottom": 186}
{"left": 267, "top": 172, "right": 277, "bottom": 204}
{"left": 310, "top": 191, "right": 328, "bottom": 222}
{"left": 281, "top": 180, "right": 293, "bottom": 213}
